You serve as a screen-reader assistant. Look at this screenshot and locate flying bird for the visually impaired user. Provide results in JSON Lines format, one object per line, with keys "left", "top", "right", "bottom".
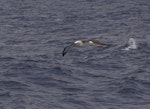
{"left": 62, "top": 39, "right": 110, "bottom": 56}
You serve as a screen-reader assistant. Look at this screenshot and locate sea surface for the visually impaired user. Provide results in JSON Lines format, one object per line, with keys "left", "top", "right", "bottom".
{"left": 0, "top": 0, "right": 150, "bottom": 109}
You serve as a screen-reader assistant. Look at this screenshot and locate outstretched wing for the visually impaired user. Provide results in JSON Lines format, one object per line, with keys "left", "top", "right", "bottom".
{"left": 62, "top": 43, "right": 75, "bottom": 56}
{"left": 91, "top": 39, "right": 111, "bottom": 46}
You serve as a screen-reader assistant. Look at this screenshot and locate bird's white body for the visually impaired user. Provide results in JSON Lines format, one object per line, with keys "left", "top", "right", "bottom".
{"left": 74, "top": 40, "right": 83, "bottom": 46}
{"left": 89, "top": 41, "right": 94, "bottom": 44}
{"left": 74, "top": 40, "right": 94, "bottom": 46}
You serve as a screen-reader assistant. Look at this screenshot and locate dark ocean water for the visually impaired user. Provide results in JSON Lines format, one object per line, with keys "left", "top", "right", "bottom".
{"left": 0, "top": 0, "right": 150, "bottom": 109}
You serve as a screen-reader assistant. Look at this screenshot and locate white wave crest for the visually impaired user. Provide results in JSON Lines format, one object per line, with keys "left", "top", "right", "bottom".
{"left": 122, "top": 38, "right": 138, "bottom": 51}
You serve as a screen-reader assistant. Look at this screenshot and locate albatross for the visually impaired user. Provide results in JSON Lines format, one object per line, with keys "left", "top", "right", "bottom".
{"left": 62, "top": 39, "right": 110, "bottom": 56}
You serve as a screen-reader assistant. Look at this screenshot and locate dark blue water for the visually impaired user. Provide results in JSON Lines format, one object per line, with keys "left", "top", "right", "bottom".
{"left": 0, "top": 0, "right": 150, "bottom": 109}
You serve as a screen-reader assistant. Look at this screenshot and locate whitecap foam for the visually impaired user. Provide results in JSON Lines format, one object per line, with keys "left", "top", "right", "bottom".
{"left": 122, "top": 38, "right": 138, "bottom": 51}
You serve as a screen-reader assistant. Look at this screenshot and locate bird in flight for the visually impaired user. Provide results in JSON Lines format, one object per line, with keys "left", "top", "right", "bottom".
{"left": 62, "top": 39, "right": 110, "bottom": 56}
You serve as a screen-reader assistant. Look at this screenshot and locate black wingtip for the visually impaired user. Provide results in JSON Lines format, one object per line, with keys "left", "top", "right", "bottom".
{"left": 62, "top": 49, "right": 67, "bottom": 57}
{"left": 62, "top": 44, "right": 74, "bottom": 57}
{"left": 62, "top": 53, "right": 65, "bottom": 56}
{"left": 62, "top": 51, "right": 65, "bottom": 56}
